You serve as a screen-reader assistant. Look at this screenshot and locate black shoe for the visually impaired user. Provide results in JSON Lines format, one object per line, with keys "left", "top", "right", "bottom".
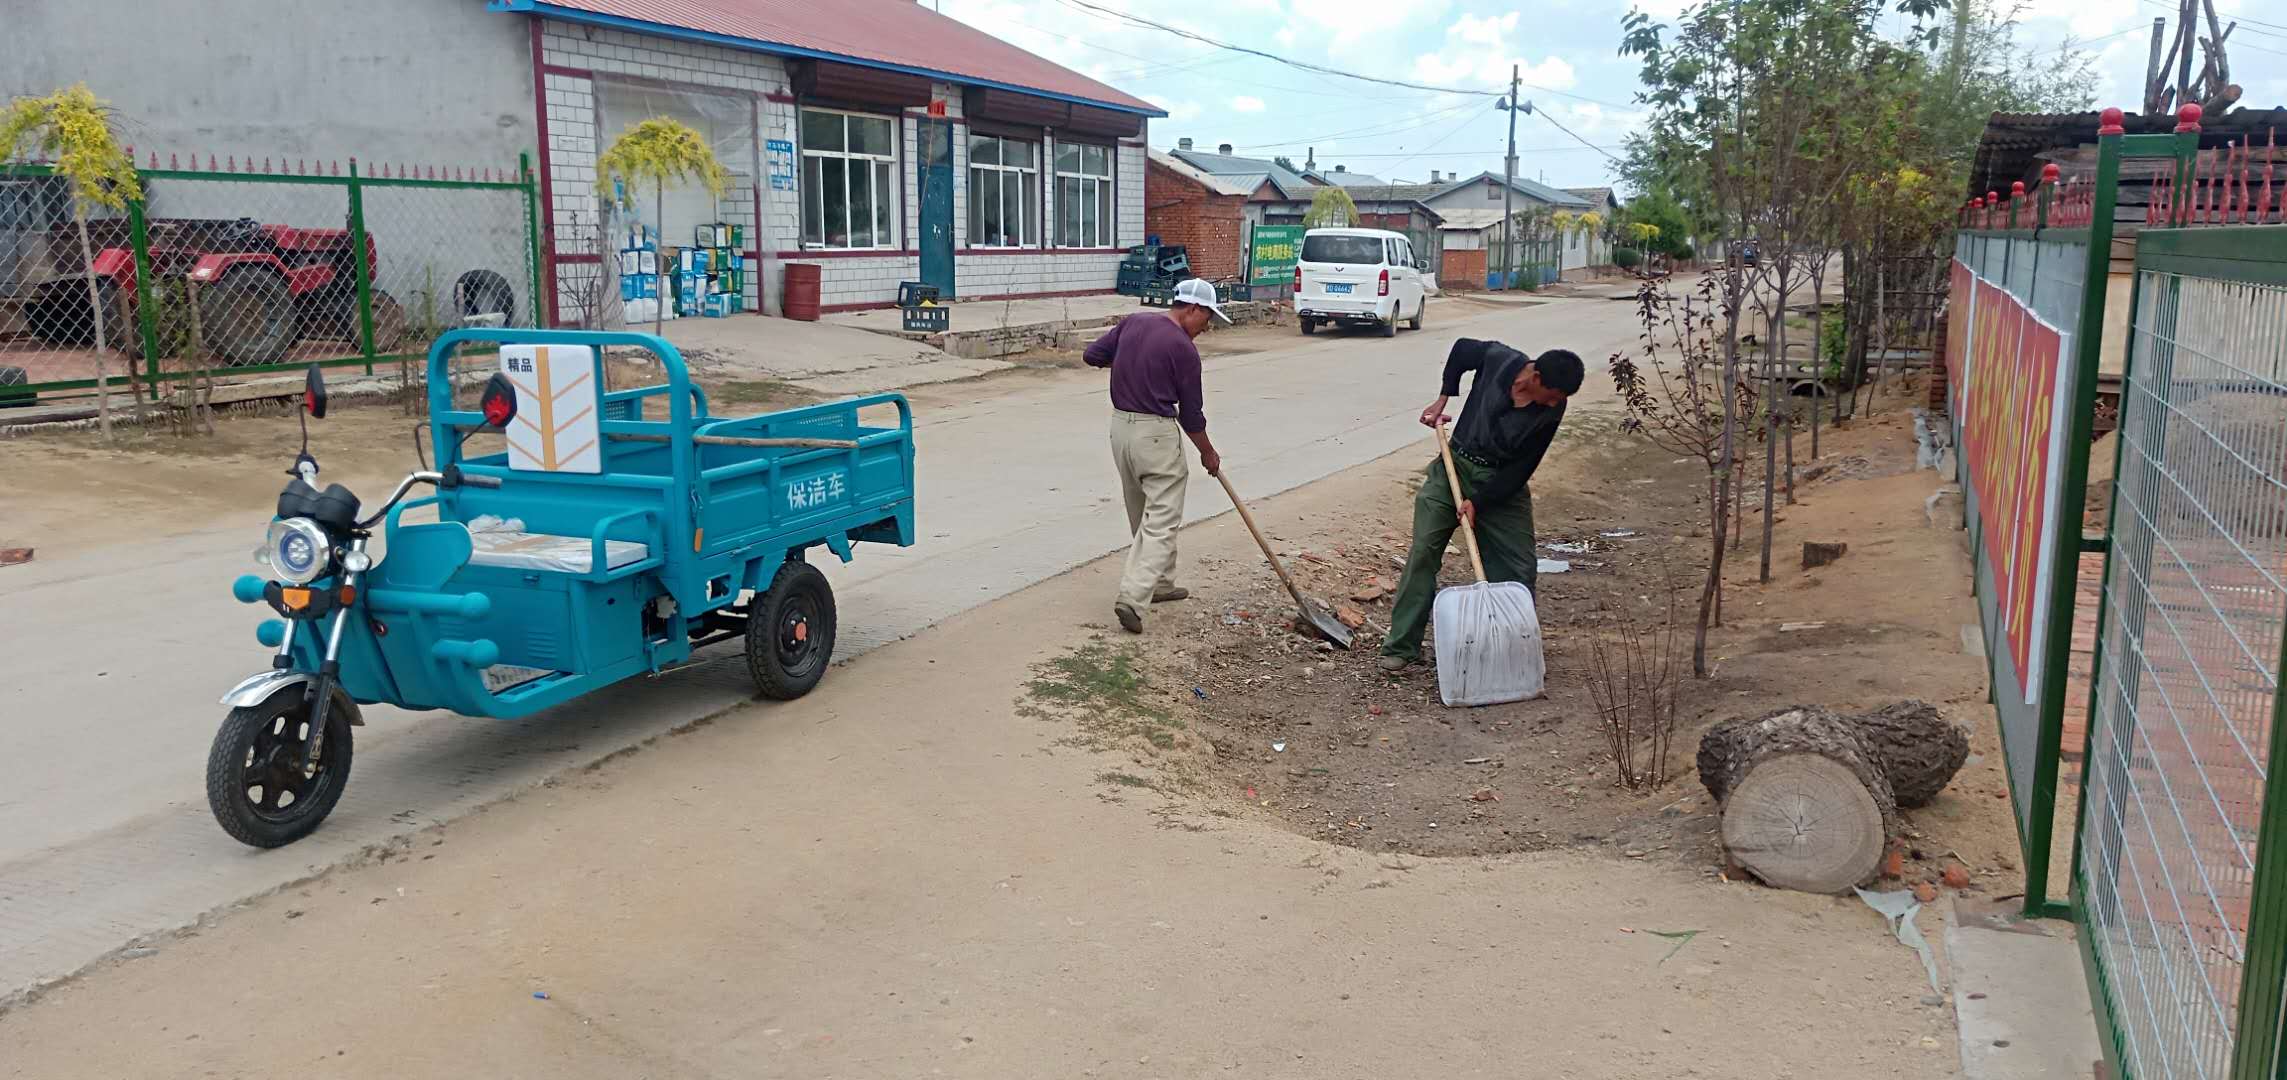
{"left": 1115, "top": 602, "right": 1144, "bottom": 634}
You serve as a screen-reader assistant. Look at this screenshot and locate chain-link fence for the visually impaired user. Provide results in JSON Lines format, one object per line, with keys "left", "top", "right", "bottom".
{"left": 0, "top": 156, "right": 538, "bottom": 410}
{"left": 2077, "top": 234, "right": 2287, "bottom": 1080}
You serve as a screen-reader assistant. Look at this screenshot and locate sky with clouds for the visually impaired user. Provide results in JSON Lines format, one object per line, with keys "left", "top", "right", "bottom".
{"left": 939, "top": 0, "right": 2287, "bottom": 192}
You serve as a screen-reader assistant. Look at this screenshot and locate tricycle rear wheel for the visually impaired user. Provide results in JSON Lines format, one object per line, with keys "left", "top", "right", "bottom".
{"left": 204, "top": 687, "right": 356, "bottom": 848}
{"left": 747, "top": 560, "right": 837, "bottom": 700}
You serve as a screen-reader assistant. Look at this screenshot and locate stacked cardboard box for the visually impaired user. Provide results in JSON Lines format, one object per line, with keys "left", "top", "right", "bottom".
{"left": 616, "top": 225, "right": 674, "bottom": 324}
{"left": 681, "top": 223, "right": 748, "bottom": 317}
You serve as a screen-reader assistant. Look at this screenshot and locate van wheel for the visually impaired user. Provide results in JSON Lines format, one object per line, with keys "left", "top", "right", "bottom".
{"left": 1408, "top": 300, "right": 1425, "bottom": 331}
{"left": 747, "top": 560, "right": 837, "bottom": 700}
{"left": 1381, "top": 305, "right": 1399, "bottom": 338}
{"left": 1300, "top": 317, "right": 1316, "bottom": 336}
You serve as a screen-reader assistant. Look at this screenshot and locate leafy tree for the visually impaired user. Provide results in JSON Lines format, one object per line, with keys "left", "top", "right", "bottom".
{"left": 1301, "top": 186, "right": 1359, "bottom": 228}
{"left": 1272, "top": 155, "right": 1298, "bottom": 171}
{"left": 1623, "top": 191, "right": 1695, "bottom": 261}
{"left": 2, "top": 85, "right": 143, "bottom": 440}
{"left": 595, "top": 118, "right": 727, "bottom": 335}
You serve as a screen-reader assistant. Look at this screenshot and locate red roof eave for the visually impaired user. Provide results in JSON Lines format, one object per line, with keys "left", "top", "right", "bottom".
{"left": 495, "top": 0, "right": 1166, "bottom": 117}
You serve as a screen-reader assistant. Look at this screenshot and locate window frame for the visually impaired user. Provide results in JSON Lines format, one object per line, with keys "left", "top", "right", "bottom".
{"left": 798, "top": 106, "right": 901, "bottom": 252}
{"left": 966, "top": 133, "right": 1041, "bottom": 249}
{"left": 1053, "top": 140, "right": 1116, "bottom": 250}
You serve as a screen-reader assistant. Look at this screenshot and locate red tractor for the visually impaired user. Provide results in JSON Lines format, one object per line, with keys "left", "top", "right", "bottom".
{"left": 24, "top": 217, "right": 405, "bottom": 366}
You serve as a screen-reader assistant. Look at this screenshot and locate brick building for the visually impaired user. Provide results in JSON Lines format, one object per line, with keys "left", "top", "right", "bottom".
{"left": 1143, "top": 150, "right": 1250, "bottom": 281}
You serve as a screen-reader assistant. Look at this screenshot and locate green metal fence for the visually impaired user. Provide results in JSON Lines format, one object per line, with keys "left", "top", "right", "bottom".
{"left": 2077, "top": 225, "right": 2287, "bottom": 1080}
{"left": 1953, "top": 104, "right": 2287, "bottom": 1078}
{"left": 0, "top": 153, "right": 541, "bottom": 407}
{"left": 1946, "top": 122, "right": 2144, "bottom": 921}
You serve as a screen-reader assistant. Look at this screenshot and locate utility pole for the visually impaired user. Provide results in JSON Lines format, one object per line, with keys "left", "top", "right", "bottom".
{"left": 1496, "top": 66, "right": 1527, "bottom": 291}
{"left": 2176, "top": 0, "right": 2197, "bottom": 108}
{"left": 2144, "top": 18, "right": 2168, "bottom": 113}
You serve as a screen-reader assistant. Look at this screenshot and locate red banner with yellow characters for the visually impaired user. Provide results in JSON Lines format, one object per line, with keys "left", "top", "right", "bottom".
{"left": 1953, "top": 264, "right": 2066, "bottom": 696}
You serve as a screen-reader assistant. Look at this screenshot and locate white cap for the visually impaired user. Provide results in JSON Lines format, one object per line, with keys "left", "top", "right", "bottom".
{"left": 1170, "top": 277, "right": 1231, "bottom": 323}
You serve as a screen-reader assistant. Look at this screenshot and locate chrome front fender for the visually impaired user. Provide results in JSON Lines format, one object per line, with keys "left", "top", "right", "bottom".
{"left": 219, "top": 670, "right": 314, "bottom": 708}
{"left": 220, "top": 670, "right": 366, "bottom": 724}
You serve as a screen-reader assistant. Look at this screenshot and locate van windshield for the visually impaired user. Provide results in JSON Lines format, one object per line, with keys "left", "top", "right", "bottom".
{"left": 1302, "top": 235, "right": 1384, "bottom": 265}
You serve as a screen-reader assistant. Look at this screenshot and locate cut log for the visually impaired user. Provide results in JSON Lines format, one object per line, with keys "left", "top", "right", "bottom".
{"left": 1699, "top": 706, "right": 1898, "bottom": 893}
{"left": 1848, "top": 700, "right": 1969, "bottom": 808}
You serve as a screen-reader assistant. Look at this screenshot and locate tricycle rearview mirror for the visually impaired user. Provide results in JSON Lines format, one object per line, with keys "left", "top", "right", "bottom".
{"left": 303, "top": 364, "right": 328, "bottom": 419}
{"left": 479, "top": 372, "right": 518, "bottom": 430}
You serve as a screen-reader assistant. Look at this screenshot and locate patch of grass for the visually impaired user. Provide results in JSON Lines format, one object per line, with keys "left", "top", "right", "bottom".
{"left": 1022, "top": 642, "right": 1186, "bottom": 751}
{"left": 1098, "top": 770, "right": 1159, "bottom": 790}
{"left": 709, "top": 378, "right": 813, "bottom": 409}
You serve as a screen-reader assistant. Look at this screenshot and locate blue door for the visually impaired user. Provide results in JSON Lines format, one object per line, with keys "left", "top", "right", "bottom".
{"left": 918, "top": 118, "right": 955, "bottom": 297}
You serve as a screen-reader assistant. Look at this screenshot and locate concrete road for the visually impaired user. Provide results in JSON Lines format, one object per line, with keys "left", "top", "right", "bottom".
{"left": 0, "top": 292, "right": 1643, "bottom": 1005}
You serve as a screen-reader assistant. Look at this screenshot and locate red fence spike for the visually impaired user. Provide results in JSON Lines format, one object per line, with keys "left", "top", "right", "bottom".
{"left": 145, "top": 150, "right": 156, "bottom": 168}
{"left": 2222, "top": 143, "right": 2237, "bottom": 223}
{"left": 2210, "top": 148, "right": 2223, "bottom": 225}
{"left": 226, "top": 155, "right": 235, "bottom": 172}
{"left": 168, "top": 153, "right": 178, "bottom": 169}
{"left": 2262, "top": 129, "right": 2277, "bottom": 225}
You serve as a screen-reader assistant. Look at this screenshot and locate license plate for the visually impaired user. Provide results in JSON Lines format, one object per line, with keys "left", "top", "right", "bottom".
{"left": 1325, "top": 282, "right": 1352, "bottom": 294}
{"left": 481, "top": 664, "right": 552, "bottom": 693}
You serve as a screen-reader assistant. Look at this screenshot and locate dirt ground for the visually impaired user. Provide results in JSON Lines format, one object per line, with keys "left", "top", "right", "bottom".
{"left": 1027, "top": 387, "right": 2023, "bottom": 902}
{"left": 0, "top": 408, "right": 1973, "bottom": 1079}
{"left": 0, "top": 353, "right": 827, "bottom": 556}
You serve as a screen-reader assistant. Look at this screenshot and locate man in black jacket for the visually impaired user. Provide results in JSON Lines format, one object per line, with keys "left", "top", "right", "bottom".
{"left": 1379, "top": 339, "right": 1584, "bottom": 673}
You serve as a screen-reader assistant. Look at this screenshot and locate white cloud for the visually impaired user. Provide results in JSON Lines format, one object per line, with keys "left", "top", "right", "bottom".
{"left": 1231, "top": 95, "right": 1267, "bottom": 113}
{"left": 1164, "top": 100, "right": 1203, "bottom": 124}
{"left": 1281, "top": 0, "right": 1452, "bottom": 57}
{"left": 1410, "top": 13, "right": 1579, "bottom": 92}
{"left": 2014, "top": 0, "right": 2139, "bottom": 40}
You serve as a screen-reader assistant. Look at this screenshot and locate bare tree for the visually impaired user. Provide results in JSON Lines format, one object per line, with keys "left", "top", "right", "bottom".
{"left": 1610, "top": 273, "right": 1754, "bottom": 675}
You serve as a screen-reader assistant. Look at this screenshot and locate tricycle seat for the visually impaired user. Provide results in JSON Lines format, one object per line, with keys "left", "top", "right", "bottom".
{"left": 465, "top": 516, "right": 650, "bottom": 575}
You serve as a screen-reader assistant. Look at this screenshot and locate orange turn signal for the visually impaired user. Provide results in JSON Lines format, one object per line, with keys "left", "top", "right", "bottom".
{"left": 280, "top": 588, "right": 312, "bottom": 610}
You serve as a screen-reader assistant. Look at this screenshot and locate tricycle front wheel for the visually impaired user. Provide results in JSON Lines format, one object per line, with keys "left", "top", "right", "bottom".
{"left": 204, "top": 688, "right": 355, "bottom": 848}
{"left": 747, "top": 561, "right": 838, "bottom": 700}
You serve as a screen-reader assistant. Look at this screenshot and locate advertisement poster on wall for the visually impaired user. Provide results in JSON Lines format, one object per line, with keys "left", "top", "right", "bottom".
{"left": 1957, "top": 270, "right": 2068, "bottom": 701}
{"left": 1248, "top": 225, "right": 1304, "bottom": 287}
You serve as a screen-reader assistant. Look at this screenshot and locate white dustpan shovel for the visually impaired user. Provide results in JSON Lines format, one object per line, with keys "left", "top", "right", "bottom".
{"left": 1430, "top": 425, "right": 1546, "bottom": 707}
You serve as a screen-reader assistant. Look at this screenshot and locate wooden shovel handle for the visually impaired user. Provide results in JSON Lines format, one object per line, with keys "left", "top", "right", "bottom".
{"left": 1434, "top": 424, "right": 1489, "bottom": 582}
{"left": 1215, "top": 470, "right": 1314, "bottom": 613}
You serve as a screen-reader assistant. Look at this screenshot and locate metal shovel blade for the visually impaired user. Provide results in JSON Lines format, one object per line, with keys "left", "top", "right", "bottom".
{"left": 1294, "top": 596, "right": 1355, "bottom": 649}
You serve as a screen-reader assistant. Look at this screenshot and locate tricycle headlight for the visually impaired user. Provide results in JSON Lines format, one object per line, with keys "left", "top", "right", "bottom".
{"left": 264, "top": 518, "right": 332, "bottom": 585}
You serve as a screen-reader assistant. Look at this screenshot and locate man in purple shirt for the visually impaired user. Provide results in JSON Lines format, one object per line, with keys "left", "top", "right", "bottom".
{"left": 1083, "top": 277, "right": 1227, "bottom": 634}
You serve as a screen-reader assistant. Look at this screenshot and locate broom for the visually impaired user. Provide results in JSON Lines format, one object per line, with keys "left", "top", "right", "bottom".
{"left": 1430, "top": 423, "right": 1547, "bottom": 707}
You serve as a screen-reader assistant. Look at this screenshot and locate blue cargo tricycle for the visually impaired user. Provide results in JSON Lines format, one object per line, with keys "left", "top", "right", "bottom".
{"left": 211, "top": 329, "right": 916, "bottom": 847}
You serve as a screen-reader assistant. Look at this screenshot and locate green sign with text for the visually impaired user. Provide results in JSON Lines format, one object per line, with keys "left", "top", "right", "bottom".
{"left": 1248, "top": 225, "right": 1304, "bottom": 286}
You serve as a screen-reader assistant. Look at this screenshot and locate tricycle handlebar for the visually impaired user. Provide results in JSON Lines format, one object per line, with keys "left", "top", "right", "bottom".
{"left": 357, "top": 471, "right": 446, "bottom": 530}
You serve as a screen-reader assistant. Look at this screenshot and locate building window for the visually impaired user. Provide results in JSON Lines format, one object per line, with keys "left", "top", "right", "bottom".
{"left": 800, "top": 108, "right": 898, "bottom": 250}
{"left": 1055, "top": 142, "right": 1114, "bottom": 249}
{"left": 968, "top": 135, "right": 1039, "bottom": 248}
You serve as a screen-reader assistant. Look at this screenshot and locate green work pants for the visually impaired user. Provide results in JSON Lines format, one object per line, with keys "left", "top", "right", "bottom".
{"left": 1381, "top": 456, "right": 1537, "bottom": 662}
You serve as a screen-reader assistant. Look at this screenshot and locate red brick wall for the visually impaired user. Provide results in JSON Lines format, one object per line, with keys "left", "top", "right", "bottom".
{"left": 1441, "top": 247, "right": 1486, "bottom": 289}
{"left": 1144, "top": 161, "right": 1245, "bottom": 281}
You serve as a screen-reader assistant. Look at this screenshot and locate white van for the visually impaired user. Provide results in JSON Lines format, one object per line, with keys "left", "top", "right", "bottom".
{"left": 1294, "top": 227, "right": 1428, "bottom": 337}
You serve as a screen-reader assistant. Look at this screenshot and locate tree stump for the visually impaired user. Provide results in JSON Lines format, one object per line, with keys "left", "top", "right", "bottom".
{"left": 1848, "top": 700, "right": 1969, "bottom": 808}
{"left": 1698, "top": 706, "right": 1898, "bottom": 893}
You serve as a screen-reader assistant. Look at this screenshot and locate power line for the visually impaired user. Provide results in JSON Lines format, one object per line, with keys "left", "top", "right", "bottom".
{"left": 1005, "top": 17, "right": 1430, "bottom": 101}
{"left": 2137, "top": 0, "right": 2287, "bottom": 40}
{"left": 2026, "top": 24, "right": 2149, "bottom": 56}
{"left": 1284, "top": 145, "right": 1624, "bottom": 158}
{"left": 1377, "top": 101, "right": 1501, "bottom": 178}
{"left": 1049, "top": 0, "right": 1540, "bottom": 99}
{"left": 1532, "top": 106, "right": 1625, "bottom": 163}
{"left": 1229, "top": 98, "right": 1489, "bottom": 150}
